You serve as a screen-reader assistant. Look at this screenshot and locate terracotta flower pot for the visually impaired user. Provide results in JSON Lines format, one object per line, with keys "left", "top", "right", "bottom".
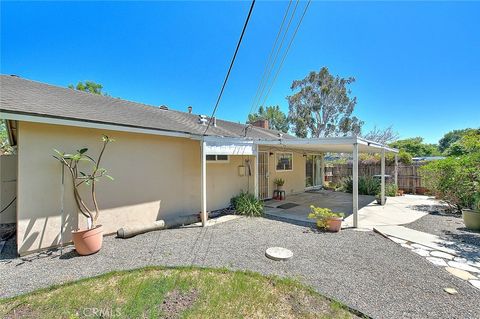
{"left": 462, "top": 209, "right": 480, "bottom": 231}
{"left": 72, "top": 225, "right": 104, "bottom": 255}
{"left": 323, "top": 217, "right": 342, "bottom": 232}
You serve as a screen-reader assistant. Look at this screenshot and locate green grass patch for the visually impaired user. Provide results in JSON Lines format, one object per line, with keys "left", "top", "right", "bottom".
{"left": 0, "top": 266, "right": 362, "bottom": 318}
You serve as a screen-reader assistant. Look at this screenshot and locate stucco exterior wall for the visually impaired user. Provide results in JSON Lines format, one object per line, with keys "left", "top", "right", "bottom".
{"left": 258, "top": 147, "right": 306, "bottom": 197}
{"left": 17, "top": 121, "right": 253, "bottom": 255}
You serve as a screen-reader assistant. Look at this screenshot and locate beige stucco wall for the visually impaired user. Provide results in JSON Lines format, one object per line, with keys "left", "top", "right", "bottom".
{"left": 258, "top": 147, "right": 306, "bottom": 197}
{"left": 17, "top": 121, "right": 253, "bottom": 255}
{"left": 0, "top": 154, "right": 17, "bottom": 224}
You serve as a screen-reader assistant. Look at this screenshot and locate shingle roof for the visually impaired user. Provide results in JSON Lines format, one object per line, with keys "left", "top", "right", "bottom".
{"left": 0, "top": 75, "right": 293, "bottom": 140}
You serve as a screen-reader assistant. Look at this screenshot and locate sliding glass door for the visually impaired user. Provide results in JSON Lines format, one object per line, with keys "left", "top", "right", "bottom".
{"left": 305, "top": 155, "right": 323, "bottom": 189}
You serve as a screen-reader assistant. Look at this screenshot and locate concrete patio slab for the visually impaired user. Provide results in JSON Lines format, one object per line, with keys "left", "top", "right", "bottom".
{"left": 374, "top": 225, "right": 457, "bottom": 255}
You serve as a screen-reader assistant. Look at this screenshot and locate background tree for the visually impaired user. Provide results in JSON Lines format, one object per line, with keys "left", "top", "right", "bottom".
{"left": 287, "top": 67, "right": 363, "bottom": 138}
{"left": 363, "top": 125, "right": 399, "bottom": 145}
{"left": 247, "top": 105, "right": 289, "bottom": 133}
{"left": 389, "top": 137, "right": 440, "bottom": 157}
{"left": 444, "top": 128, "right": 480, "bottom": 156}
{"left": 0, "top": 120, "right": 14, "bottom": 155}
{"left": 438, "top": 128, "right": 472, "bottom": 153}
{"left": 68, "top": 81, "right": 108, "bottom": 96}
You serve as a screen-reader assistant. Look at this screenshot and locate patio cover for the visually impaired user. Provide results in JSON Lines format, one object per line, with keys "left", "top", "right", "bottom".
{"left": 199, "top": 136, "right": 399, "bottom": 228}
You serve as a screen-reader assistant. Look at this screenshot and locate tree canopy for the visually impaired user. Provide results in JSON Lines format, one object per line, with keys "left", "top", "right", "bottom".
{"left": 287, "top": 67, "right": 363, "bottom": 138}
{"left": 438, "top": 128, "right": 473, "bottom": 153}
{"left": 389, "top": 137, "right": 440, "bottom": 157}
{"left": 247, "top": 105, "right": 289, "bottom": 133}
{"left": 68, "top": 81, "right": 108, "bottom": 96}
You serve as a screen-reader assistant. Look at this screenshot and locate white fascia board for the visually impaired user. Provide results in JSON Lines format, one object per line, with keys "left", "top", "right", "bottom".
{"left": 0, "top": 111, "right": 194, "bottom": 139}
{"left": 255, "top": 136, "right": 357, "bottom": 146}
{"left": 203, "top": 136, "right": 256, "bottom": 155}
{"left": 356, "top": 137, "right": 399, "bottom": 153}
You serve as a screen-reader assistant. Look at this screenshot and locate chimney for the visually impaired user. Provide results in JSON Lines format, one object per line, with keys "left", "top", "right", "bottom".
{"left": 251, "top": 119, "right": 269, "bottom": 130}
{"left": 187, "top": 106, "right": 192, "bottom": 114}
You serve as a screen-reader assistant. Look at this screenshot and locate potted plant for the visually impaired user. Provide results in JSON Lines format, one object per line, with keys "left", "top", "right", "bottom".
{"left": 273, "top": 178, "right": 285, "bottom": 191}
{"left": 463, "top": 195, "right": 480, "bottom": 231}
{"left": 308, "top": 206, "right": 344, "bottom": 232}
{"left": 53, "top": 135, "right": 114, "bottom": 255}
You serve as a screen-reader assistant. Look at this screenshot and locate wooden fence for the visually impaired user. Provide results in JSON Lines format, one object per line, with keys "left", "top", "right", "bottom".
{"left": 325, "top": 163, "right": 427, "bottom": 194}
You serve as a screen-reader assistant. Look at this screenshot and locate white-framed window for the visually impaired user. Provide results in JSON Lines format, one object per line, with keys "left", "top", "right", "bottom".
{"left": 275, "top": 152, "right": 293, "bottom": 171}
{"left": 206, "top": 154, "right": 229, "bottom": 163}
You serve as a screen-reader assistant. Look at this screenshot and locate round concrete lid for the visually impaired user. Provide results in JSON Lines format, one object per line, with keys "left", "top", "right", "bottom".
{"left": 265, "top": 247, "right": 293, "bottom": 261}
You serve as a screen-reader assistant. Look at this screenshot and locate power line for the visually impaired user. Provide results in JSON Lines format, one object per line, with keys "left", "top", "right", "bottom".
{"left": 259, "top": 0, "right": 311, "bottom": 108}
{"left": 247, "top": 0, "right": 293, "bottom": 118}
{"left": 250, "top": 0, "right": 300, "bottom": 117}
{"left": 204, "top": 0, "right": 256, "bottom": 135}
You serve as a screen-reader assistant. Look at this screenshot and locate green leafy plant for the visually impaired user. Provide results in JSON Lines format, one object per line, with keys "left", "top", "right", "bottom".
{"left": 308, "top": 206, "right": 344, "bottom": 229}
{"left": 273, "top": 178, "right": 285, "bottom": 187}
{"left": 53, "top": 135, "right": 114, "bottom": 229}
{"left": 420, "top": 152, "right": 480, "bottom": 212}
{"left": 341, "top": 176, "right": 380, "bottom": 196}
{"left": 385, "top": 183, "right": 398, "bottom": 197}
{"left": 231, "top": 192, "right": 264, "bottom": 217}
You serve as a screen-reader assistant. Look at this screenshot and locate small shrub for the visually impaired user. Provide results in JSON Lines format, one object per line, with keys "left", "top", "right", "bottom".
{"left": 231, "top": 192, "right": 264, "bottom": 217}
{"left": 308, "top": 206, "right": 344, "bottom": 229}
{"left": 385, "top": 183, "right": 398, "bottom": 197}
{"left": 341, "top": 176, "right": 380, "bottom": 196}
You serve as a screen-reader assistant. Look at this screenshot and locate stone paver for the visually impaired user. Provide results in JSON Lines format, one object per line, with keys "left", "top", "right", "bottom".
{"left": 412, "top": 249, "right": 430, "bottom": 257}
{"left": 265, "top": 247, "right": 293, "bottom": 261}
{"left": 445, "top": 267, "right": 477, "bottom": 280}
{"left": 448, "top": 261, "right": 480, "bottom": 273}
{"left": 430, "top": 251, "right": 455, "bottom": 260}
{"left": 426, "top": 257, "right": 448, "bottom": 267}
{"left": 469, "top": 280, "right": 480, "bottom": 289}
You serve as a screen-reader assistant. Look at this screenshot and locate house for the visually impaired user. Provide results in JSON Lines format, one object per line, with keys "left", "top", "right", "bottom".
{"left": 0, "top": 75, "right": 398, "bottom": 255}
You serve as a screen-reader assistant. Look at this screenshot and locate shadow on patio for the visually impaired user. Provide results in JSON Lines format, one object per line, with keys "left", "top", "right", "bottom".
{"left": 263, "top": 190, "right": 374, "bottom": 227}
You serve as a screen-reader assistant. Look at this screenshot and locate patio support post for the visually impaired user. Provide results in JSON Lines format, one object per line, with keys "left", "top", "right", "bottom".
{"left": 200, "top": 140, "right": 207, "bottom": 227}
{"left": 352, "top": 142, "right": 359, "bottom": 228}
{"left": 254, "top": 144, "right": 259, "bottom": 198}
{"left": 320, "top": 153, "right": 325, "bottom": 187}
{"left": 381, "top": 148, "right": 386, "bottom": 205}
{"left": 394, "top": 153, "right": 398, "bottom": 187}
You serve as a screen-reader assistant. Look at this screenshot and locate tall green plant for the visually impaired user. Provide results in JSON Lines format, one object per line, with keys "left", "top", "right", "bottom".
{"left": 231, "top": 192, "right": 264, "bottom": 217}
{"left": 341, "top": 176, "right": 380, "bottom": 196}
{"left": 420, "top": 153, "right": 480, "bottom": 211}
{"left": 53, "top": 135, "right": 114, "bottom": 228}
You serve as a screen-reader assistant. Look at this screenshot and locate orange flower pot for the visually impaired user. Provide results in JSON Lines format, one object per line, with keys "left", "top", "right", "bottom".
{"left": 325, "top": 217, "right": 342, "bottom": 232}
{"left": 72, "top": 225, "right": 104, "bottom": 255}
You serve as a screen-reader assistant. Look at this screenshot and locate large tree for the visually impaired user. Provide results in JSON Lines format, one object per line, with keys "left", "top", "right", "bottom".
{"left": 247, "top": 105, "right": 289, "bottom": 133}
{"left": 389, "top": 137, "right": 440, "bottom": 157}
{"left": 68, "top": 81, "right": 108, "bottom": 96}
{"left": 438, "top": 128, "right": 474, "bottom": 153}
{"left": 287, "top": 67, "right": 363, "bottom": 138}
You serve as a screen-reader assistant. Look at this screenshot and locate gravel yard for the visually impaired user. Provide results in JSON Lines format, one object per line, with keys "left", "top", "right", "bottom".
{"left": 406, "top": 210, "right": 480, "bottom": 249}
{"left": 1, "top": 217, "right": 480, "bottom": 319}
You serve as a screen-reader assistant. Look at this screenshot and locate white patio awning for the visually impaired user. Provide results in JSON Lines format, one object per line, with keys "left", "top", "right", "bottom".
{"left": 202, "top": 137, "right": 256, "bottom": 155}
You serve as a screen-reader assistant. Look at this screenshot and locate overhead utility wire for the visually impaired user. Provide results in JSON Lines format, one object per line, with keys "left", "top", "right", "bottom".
{"left": 250, "top": 0, "right": 300, "bottom": 117}
{"left": 247, "top": 0, "right": 293, "bottom": 117}
{"left": 204, "top": 0, "right": 256, "bottom": 135}
{"left": 259, "top": 0, "right": 311, "bottom": 108}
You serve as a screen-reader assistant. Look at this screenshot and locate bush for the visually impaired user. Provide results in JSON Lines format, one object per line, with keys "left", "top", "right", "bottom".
{"left": 308, "top": 206, "right": 344, "bottom": 229}
{"left": 341, "top": 176, "right": 380, "bottom": 196}
{"left": 420, "top": 153, "right": 480, "bottom": 211}
{"left": 231, "top": 192, "right": 264, "bottom": 217}
{"left": 385, "top": 183, "right": 398, "bottom": 197}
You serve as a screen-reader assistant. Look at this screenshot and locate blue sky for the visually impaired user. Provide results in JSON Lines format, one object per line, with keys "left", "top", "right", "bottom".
{"left": 1, "top": 1, "right": 479, "bottom": 143}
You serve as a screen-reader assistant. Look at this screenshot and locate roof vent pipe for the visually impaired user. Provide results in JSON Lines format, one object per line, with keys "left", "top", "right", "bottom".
{"left": 212, "top": 116, "right": 217, "bottom": 127}
{"left": 198, "top": 115, "right": 208, "bottom": 125}
{"left": 160, "top": 105, "right": 168, "bottom": 110}
{"left": 188, "top": 106, "right": 192, "bottom": 114}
